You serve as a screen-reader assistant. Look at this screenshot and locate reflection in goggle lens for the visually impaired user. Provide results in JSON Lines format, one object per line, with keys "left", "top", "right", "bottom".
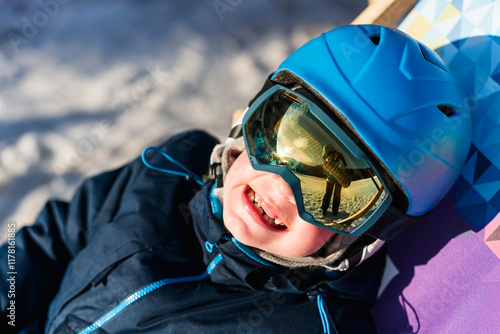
{"left": 245, "top": 89, "right": 387, "bottom": 232}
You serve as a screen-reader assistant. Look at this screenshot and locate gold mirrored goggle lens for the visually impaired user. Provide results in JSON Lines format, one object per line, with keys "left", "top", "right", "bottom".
{"left": 245, "top": 89, "right": 388, "bottom": 232}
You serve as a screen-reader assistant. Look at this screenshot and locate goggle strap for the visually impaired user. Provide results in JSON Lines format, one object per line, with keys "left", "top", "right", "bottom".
{"left": 364, "top": 206, "right": 421, "bottom": 240}
{"left": 226, "top": 74, "right": 275, "bottom": 142}
{"left": 340, "top": 234, "right": 379, "bottom": 268}
{"left": 228, "top": 123, "right": 243, "bottom": 140}
{"left": 248, "top": 74, "right": 277, "bottom": 107}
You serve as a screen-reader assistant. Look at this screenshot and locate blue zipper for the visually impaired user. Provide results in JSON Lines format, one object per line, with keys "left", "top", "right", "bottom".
{"left": 77, "top": 253, "right": 223, "bottom": 334}
{"left": 317, "top": 293, "right": 331, "bottom": 334}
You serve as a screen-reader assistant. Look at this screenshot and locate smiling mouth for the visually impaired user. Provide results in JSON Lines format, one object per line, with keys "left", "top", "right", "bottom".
{"left": 246, "top": 188, "right": 287, "bottom": 231}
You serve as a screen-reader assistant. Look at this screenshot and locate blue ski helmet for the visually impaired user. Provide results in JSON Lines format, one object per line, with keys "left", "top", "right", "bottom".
{"left": 239, "top": 25, "right": 471, "bottom": 240}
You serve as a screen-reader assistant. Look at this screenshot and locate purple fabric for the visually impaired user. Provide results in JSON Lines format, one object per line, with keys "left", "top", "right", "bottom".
{"left": 372, "top": 189, "right": 500, "bottom": 333}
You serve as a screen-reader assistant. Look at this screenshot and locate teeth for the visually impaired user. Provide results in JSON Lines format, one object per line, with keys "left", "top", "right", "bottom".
{"left": 254, "top": 202, "right": 264, "bottom": 215}
{"left": 267, "top": 217, "right": 287, "bottom": 230}
{"left": 246, "top": 188, "right": 287, "bottom": 231}
{"left": 248, "top": 189, "right": 255, "bottom": 204}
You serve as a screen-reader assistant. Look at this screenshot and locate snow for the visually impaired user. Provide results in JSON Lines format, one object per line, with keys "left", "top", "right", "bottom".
{"left": 297, "top": 173, "right": 386, "bottom": 229}
{"left": 0, "top": 0, "right": 366, "bottom": 240}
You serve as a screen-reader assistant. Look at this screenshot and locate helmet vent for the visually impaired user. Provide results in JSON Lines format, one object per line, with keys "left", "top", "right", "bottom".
{"left": 438, "top": 105, "right": 455, "bottom": 117}
{"left": 369, "top": 35, "right": 380, "bottom": 45}
{"left": 419, "top": 44, "right": 449, "bottom": 73}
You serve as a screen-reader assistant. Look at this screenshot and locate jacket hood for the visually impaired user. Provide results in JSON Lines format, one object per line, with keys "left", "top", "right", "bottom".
{"left": 188, "top": 181, "right": 386, "bottom": 305}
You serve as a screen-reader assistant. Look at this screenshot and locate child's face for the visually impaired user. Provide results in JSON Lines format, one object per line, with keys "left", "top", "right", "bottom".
{"left": 223, "top": 150, "right": 335, "bottom": 257}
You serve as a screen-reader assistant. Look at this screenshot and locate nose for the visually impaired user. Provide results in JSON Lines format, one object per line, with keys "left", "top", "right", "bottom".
{"left": 271, "top": 174, "right": 296, "bottom": 205}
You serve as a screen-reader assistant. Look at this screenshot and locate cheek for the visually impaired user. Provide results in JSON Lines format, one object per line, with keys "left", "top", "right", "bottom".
{"left": 221, "top": 153, "right": 254, "bottom": 238}
{"left": 286, "top": 225, "right": 335, "bottom": 257}
{"left": 223, "top": 151, "right": 253, "bottom": 193}
{"left": 222, "top": 188, "right": 243, "bottom": 232}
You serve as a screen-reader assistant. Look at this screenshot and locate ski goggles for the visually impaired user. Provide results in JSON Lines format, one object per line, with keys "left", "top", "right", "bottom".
{"left": 242, "top": 85, "right": 393, "bottom": 236}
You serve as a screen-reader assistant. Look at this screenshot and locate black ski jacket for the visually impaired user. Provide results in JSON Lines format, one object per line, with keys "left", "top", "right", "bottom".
{"left": 0, "top": 130, "right": 384, "bottom": 333}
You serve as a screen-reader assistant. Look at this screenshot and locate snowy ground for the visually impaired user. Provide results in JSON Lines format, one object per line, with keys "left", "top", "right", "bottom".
{"left": 0, "top": 0, "right": 367, "bottom": 241}
{"left": 298, "top": 173, "right": 385, "bottom": 227}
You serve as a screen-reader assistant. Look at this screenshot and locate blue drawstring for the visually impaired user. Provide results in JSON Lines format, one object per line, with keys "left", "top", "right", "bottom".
{"left": 141, "top": 146, "right": 204, "bottom": 186}
{"left": 317, "top": 294, "right": 331, "bottom": 334}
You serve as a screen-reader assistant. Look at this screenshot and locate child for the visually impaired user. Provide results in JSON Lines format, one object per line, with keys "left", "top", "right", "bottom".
{"left": 1, "top": 24, "right": 471, "bottom": 333}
